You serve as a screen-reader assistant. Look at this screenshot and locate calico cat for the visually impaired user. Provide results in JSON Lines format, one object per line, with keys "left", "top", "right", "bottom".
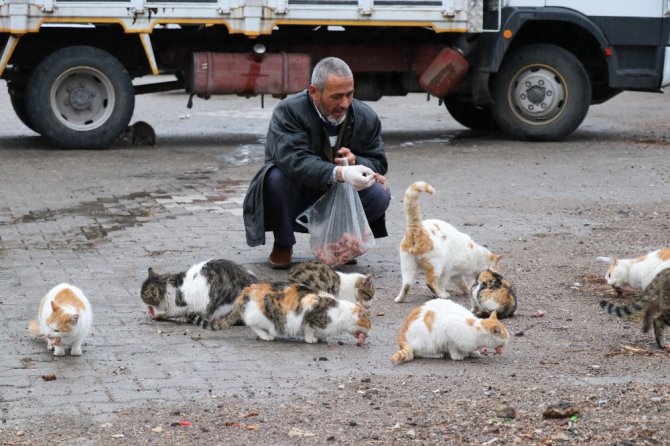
{"left": 390, "top": 298, "right": 509, "bottom": 364}
{"left": 600, "top": 267, "right": 670, "bottom": 350}
{"left": 470, "top": 269, "right": 517, "bottom": 318}
{"left": 232, "top": 282, "right": 371, "bottom": 345}
{"left": 604, "top": 247, "right": 670, "bottom": 292}
{"left": 395, "top": 181, "right": 503, "bottom": 303}
{"left": 140, "top": 258, "right": 257, "bottom": 328}
{"left": 286, "top": 260, "right": 374, "bottom": 307}
{"left": 28, "top": 283, "right": 92, "bottom": 356}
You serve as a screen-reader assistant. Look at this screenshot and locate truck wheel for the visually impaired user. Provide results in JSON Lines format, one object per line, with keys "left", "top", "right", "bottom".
{"left": 491, "top": 44, "right": 591, "bottom": 141}
{"left": 444, "top": 94, "right": 498, "bottom": 131}
{"left": 8, "top": 82, "right": 36, "bottom": 132}
{"left": 25, "top": 46, "right": 134, "bottom": 149}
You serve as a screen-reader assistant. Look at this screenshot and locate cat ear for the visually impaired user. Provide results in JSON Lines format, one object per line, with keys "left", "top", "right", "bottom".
{"left": 148, "top": 267, "right": 158, "bottom": 277}
{"left": 610, "top": 256, "right": 618, "bottom": 266}
{"left": 364, "top": 274, "right": 373, "bottom": 285}
{"left": 489, "top": 311, "right": 498, "bottom": 321}
{"left": 50, "top": 301, "right": 59, "bottom": 312}
{"left": 70, "top": 314, "right": 79, "bottom": 325}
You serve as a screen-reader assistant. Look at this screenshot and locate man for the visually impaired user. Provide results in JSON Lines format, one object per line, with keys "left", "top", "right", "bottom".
{"left": 243, "top": 57, "right": 391, "bottom": 269}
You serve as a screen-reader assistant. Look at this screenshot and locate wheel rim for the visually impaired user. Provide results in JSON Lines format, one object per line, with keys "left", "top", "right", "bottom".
{"left": 508, "top": 64, "right": 567, "bottom": 125}
{"left": 49, "top": 66, "right": 116, "bottom": 131}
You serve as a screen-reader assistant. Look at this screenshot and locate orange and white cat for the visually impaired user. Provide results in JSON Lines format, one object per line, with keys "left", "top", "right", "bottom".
{"left": 28, "top": 283, "right": 92, "bottom": 356}
{"left": 395, "top": 181, "right": 502, "bottom": 303}
{"left": 233, "top": 282, "right": 371, "bottom": 345}
{"left": 602, "top": 248, "right": 670, "bottom": 292}
{"left": 390, "top": 298, "right": 509, "bottom": 364}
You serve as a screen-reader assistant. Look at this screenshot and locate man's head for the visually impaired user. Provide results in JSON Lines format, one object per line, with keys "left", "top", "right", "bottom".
{"left": 309, "top": 57, "right": 354, "bottom": 126}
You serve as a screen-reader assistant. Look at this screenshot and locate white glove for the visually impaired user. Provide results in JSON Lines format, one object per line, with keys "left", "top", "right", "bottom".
{"left": 342, "top": 165, "right": 375, "bottom": 191}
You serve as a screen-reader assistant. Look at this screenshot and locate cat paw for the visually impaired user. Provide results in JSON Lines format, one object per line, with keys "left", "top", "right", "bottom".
{"left": 53, "top": 348, "right": 65, "bottom": 357}
{"left": 304, "top": 337, "right": 319, "bottom": 344}
{"left": 71, "top": 347, "right": 83, "bottom": 356}
{"left": 470, "top": 350, "right": 482, "bottom": 358}
{"left": 393, "top": 294, "right": 406, "bottom": 303}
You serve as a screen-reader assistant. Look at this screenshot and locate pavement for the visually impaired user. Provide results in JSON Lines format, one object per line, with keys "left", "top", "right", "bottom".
{"left": 2, "top": 84, "right": 670, "bottom": 443}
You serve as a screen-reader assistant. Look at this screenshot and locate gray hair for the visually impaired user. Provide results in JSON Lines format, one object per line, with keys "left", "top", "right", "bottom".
{"left": 311, "top": 57, "right": 353, "bottom": 92}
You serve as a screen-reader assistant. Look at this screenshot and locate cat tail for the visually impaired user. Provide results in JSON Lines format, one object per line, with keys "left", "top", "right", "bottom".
{"left": 390, "top": 336, "right": 414, "bottom": 365}
{"left": 599, "top": 299, "right": 644, "bottom": 318}
{"left": 28, "top": 320, "right": 43, "bottom": 337}
{"left": 208, "top": 307, "right": 243, "bottom": 330}
{"left": 403, "top": 181, "right": 435, "bottom": 236}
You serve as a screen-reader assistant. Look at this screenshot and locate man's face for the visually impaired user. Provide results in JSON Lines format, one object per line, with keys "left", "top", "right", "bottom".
{"left": 309, "top": 74, "right": 354, "bottom": 125}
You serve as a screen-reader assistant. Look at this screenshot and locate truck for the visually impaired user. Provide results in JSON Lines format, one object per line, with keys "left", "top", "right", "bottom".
{"left": 1, "top": 0, "right": 669, "bottom": 149}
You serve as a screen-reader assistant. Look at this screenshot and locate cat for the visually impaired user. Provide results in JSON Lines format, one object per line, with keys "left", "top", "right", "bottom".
{"left": 140, "top": 258, "right": 257, "bottom": 329}
{"left": 470, "top": 269, "right": 517, "bottom": 318}
{"left": 28, "top": 283, "right": 92, "bottom": 356}
{"left": 395, "top": 181, "right": 503, "bottom": 303}
{"left": 119, "top": 121, "right": 156, "bottom": 146}
{"left": 603, "top": 247, "right": 670, "bottom": 292}
{"left": 231, "top": 282, "right": 371, "bottom": 345}
{"left": 600, "top": 267, "right": 670, "bottom": 351}
{"left": 285, "top": 260, "right": 374, "bottom": 308}
{"left": 390, "top": 298, "right": 509, "bottom": 364}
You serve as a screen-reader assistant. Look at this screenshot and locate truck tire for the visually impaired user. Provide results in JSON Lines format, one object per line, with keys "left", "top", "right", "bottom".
{"left": 444, "top": 94, "right": 498, "bottom": 131}
{"left": 8, "top": 82, "right": 36, "bottom": 132}
{"left": 25, "top": 46, "right": 134, "bottom": 149}
{"left": 491, "top": 44, "right": 591, "bottom": 141}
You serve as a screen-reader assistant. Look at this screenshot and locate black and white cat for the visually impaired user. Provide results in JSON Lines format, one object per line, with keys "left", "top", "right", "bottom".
{"left": 140, "top": 258, "right": 257, "bottom": 328}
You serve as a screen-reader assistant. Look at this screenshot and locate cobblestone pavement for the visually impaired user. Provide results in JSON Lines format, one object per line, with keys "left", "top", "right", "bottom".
{"left": 1, "top": 84, "right": 670, "bottom": 444}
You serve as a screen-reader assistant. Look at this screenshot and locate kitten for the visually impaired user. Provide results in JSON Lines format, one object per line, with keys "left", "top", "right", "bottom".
{"left": 28, "top": 283, "right": 92, "bottom": 356}
{"left": 286, "top": 260, "right": 374, "bottom": 307}
{"left": 140, "top": 258, "right": 257, "bottom": 328}
{"left": 600, "top": 267, "right": 670, "bottom": 351}
{"left": 390, "top": 298, "right": 509, "bottom": 364}
{"left": 233, "top": 282, "right": 371, "bottom": 345}
{"left": 604, "top": 247, "right": 670, "bottom": 292}
{"left": 470, "top": 269, "right": 517, "bottom": 318}
{"left": 395, "top": 181, "right": 502, "bottom": 303}
{"left": 119, "top": 121, "right": 156, "bottom": 146}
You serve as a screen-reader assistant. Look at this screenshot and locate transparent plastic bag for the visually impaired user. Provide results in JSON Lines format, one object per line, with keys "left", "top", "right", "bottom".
{"left": 297, "top": 180, "right": 375, "bottom": 266}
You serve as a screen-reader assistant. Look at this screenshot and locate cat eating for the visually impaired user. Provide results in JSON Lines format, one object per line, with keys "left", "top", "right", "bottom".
{"left": 232, "top": 282, "right": 371, "bottom": 345}
{"left": 390, "top": 299, "right": 509, "bottom": 364}
{"left": 395, "top": 181, "right": 502, "bottom": 303}
{"left": 140, "top": 258, "right": 257, "bottom": 328}
{"left": 28, "top": 283, "right": 93, "bottom": 356}
{"left": 602, "top": 247, "right": 670, "bottom": 293}
{"left": 600, "top": 267, "right": 670, "bottom": 351}
{"left": 470, "top": 269, "right": 517, "bottom": 318}
{"left": 286, "top": 260, "right": 374, "bottom": 308}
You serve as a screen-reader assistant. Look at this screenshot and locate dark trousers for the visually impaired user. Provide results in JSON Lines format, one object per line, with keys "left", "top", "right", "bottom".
{"left": 263, "top": 166, "right": 391, "bottom": 247}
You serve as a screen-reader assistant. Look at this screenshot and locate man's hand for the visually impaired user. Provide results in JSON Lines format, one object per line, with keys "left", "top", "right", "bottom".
{"left": 335, "top": 147, "right": 356, "bottom": 166}
{"left": 339, "top": 165, "right": 375, "bottom": 191}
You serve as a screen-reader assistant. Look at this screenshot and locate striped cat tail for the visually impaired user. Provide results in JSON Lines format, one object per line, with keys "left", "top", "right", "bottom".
{"left": 28, "top": 320, "right": 42, "bottom": 337}
{"left": 600, "top": 299, "right": 644, "bottom": 317}
{"left": 390, "top": 334, "right": 414, "bottom": 365}
{"left": 209, "top": 307, "right": 243, "bottom": 330}
{"left": 403, "top": 181, "right": 435, "bottom": 234}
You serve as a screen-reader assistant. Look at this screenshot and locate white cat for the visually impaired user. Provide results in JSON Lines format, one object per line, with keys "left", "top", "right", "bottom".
{"left": 390, "top": 298, "right": 509, "bottom": 364}
{"left": 28, "top": 283, "right": 92, "bottom": 356}
{"left": 395, "top": 181, "right": 502, "bottom": 303}
{"left": 603, "top": 248, "right": 670, "bottom": 291}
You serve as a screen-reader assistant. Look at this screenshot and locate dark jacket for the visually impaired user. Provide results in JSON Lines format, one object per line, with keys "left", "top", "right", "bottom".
{"left": 243, "top": 90, "right": 389, "bottom": 247}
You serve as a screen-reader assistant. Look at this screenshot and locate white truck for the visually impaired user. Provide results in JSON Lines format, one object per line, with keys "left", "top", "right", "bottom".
{"left": 1, "top": 0, "right": 669, "bottom": 148}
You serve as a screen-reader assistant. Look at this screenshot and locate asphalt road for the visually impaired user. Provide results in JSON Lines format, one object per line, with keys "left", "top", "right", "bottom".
{"left": 1, "top": 82, "right": 670, "bottom": 445}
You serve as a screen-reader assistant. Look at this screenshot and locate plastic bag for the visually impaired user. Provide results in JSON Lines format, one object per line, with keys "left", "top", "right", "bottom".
{"left": 297, "top": 181, "right": 375, "bottom": 266}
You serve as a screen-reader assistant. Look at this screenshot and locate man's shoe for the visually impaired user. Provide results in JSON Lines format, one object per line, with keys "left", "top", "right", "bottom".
{"left": 268, "top": 243, "right": 292, "bottom": 269}
{"left": 345, "top": 258, "right": 358, "bottom": 265}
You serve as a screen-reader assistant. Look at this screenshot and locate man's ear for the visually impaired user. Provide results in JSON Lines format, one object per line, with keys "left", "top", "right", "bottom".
{"left": 308, "top": 84, "right": 319, "bottom": 101}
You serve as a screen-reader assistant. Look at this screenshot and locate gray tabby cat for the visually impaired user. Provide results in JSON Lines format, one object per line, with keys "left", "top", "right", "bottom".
{"left": 600, "top": 267, "right": 670, "bottom": 350}
{"left": 140, "top": 258, "right": 257, "bottom": 329}
{"left": 286, "top": 260, "right": 374, "bottom": 308}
